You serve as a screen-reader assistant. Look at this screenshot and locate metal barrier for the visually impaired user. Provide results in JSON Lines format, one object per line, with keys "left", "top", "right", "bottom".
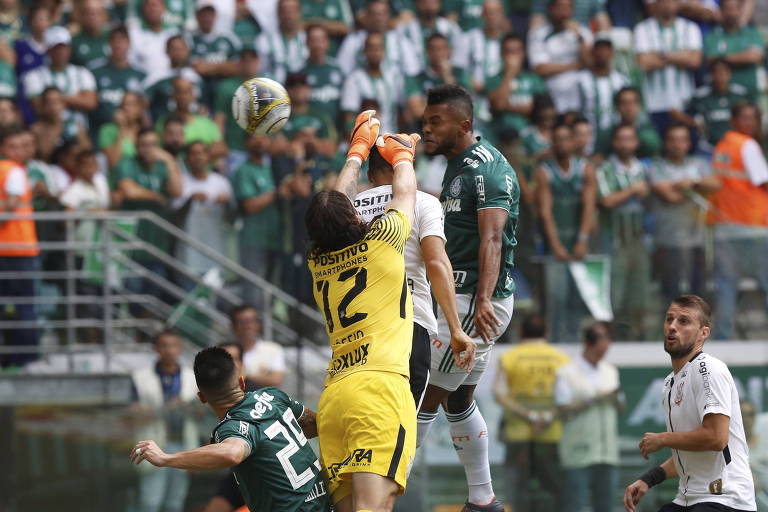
{"left": 0, "top": 210, "right": 327, "bottom": 396}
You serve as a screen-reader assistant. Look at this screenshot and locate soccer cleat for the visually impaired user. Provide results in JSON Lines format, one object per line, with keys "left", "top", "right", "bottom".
{"left": 347, "top": 109, "right": 380, "bottom": 162}
{"left": 375, "top": 133, "right": 421, "bottom": 166}
{"left": 460, "top": 498, "right": 504, "bottom": 512}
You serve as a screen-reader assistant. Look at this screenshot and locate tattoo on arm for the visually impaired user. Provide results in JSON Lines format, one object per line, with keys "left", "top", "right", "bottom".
{"left": 298, "top": 408, "right": 318, "bottom": 439}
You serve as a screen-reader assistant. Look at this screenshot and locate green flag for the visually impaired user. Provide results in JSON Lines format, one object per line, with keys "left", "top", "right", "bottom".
{"left": 569, "top": 256, "right": 613, "bottom": 321}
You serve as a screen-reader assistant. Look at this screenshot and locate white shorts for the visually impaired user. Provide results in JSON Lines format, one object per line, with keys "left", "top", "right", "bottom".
{"left": 429, "top": 293, "right": 514, "bottom": 392}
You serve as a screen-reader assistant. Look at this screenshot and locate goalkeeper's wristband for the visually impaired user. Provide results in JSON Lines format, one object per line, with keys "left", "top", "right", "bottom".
{"left": 639, "top": 466, "right": 666, "bottom": 488}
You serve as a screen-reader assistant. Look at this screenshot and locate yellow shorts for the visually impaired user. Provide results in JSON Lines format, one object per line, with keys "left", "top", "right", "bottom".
{"left": 316, "top": 370, "right": 416, "bottom": 504}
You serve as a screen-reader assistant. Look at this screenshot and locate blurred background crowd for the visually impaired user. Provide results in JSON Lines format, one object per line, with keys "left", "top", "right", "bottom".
{"left": 1, "top": 0, "right": 768, "bottom": 359}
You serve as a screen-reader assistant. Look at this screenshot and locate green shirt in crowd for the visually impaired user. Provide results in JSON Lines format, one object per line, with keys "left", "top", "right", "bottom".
{"left": 704, "top": 25, "right": 765, "bottom": 98}
{"left": 232, "top": 159, "right": 282, "bottom": 251}
{"left": 154, "top": 114, "right": 223, "bottom": 146}
{"left": 98, "top": 123, "right": 137, "bottom": 161}
{"left": 595, "top": 155, "right": 646, "bottom": 250}
{"left": 211, "top": 388, "right": 331, "bottom": 512}
{"left": 71, "top": 31, "right": 110, "bottom": 68}
{"left": 596, "top": 120, "right": 662, "bottom": 160}
{"left": 91, "top": 62, "right": 146, "bottom": 132}
{"left": 302, "top": 61, "right": 344, "bottom": 121}
{"left": 281, "top": 110, "right": 337, "bottom": 141}
{"left": 406, "top": 67, "right": 472, "bottom": 99}
{"left": 114, "top": 156, "right": 172, "bottom": 255}
{"left": 687, "top": 83, "right": 748, "bottom": 148}
{"left": 0, "top": 60, "right": 16, "bottom": 98}
{"left": 486, "top": 71, "right": 546, "bottom": 135}
{"left": 540, "top": 157, "right": 586, "bottom": 249}
{"left": 215, "top": 77, "right": 247, "bottom": 151}
{"left": 441, "top": 138, "right": 520, "bottom": 297}
{"left": 443, "top": 0, "right": 486, "bottom": 31}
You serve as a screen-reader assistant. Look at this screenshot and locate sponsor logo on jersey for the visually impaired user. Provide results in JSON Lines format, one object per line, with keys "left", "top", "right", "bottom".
{"left": 327, "top": 449, "right": 374, "bottom": 479}
{"left": 304, "top": 479, "right": 327, "bottom": 502}
{"left": 443, "top": 197, "right": 461, "bottom": 213}
{"left": 354, "top": 193, "right": 393, "bottom": 208}
{"left": 312, "top": 242, "right": 369, "bottom": 267}
{"left": 463, "top": 157, "right": 480, "bottom": 169}
{"left": 475, "top": 175, "right": 485, "bottom": 203}
{"left": 249, "top": 391, "right": 276, "bottom": 419}
{"left": 699, "top": 360, "right": 722, "bottom": 410}
{"left": 328, "top": 343, "right": 370, "bottom": 375}
{"left": 334, "top": 329, "right": 365, "bottom": 346}
{"left": 239, "top": 421, "right": 249, "bottom": 436}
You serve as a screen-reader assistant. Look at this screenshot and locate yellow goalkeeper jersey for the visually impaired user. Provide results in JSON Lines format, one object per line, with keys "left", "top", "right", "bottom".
{"left": 308, "top": 209, "right": 414, "bottom": 386}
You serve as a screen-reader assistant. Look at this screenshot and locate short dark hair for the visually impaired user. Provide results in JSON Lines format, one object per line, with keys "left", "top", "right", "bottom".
{"left": 531, "top": 93, "right": 555, "bottom": 124}
{"left": 153, "top": 329, "right": 180, "bottom": 344}
{"left": 217, "top": 341, "right": 244, "bottom": 363}
{"left": 709, "top": 57, "right": 731, "bottom": 72}
{"left": 593, "top": 38, "right": 613, "bottom": 50}
{"left": 611, "top": 121, "right": 637, "bottom": 140}
{"left": 229, "top": 304, "right": 258, "bottom": 325}
{"left": 285, "top": 72, "right": 308, "bottom": 88}
{"left": 664, "top": 122, "right": 690, "bottom": 139}
{"left": 520, "top": 313, "right": 546, "bottom": 339}
{"left": 502, "top": 33, "right": 525, "bottom": 47}
{"left": 731, "top": 100, "right": 758, "bottom": 120}
{"left": 166, "top": 34, "right": 186, "bottom": 51}
{"left": 570, "top": 113, "right": 590, "bottom": 127}
{"left": 671, "top": 295, "right": 712, "bottom": 328}
{"left": 109, "top": 25, "right": 129, "bottom": 40}
{"left": 614, "top": 86, "right": 640, "bottom": 107}
{"left": 137, "top": 127, "right": 157, "bottom": 140}
{"left": 427, "top": 84, "right": 474, "bottom": 124}
{"left": 305, "top": 190, "right": 367, "bottom": 257}
{"left": 584, "top": 322, "right": 612, "bottom": 345}
{"left": 426, "top": 32, "right": 449, "bottom": 47}
{"left": 552, "top": 119, "right": 572, "bottom": 135}
{"left": 194, "top": 347, "right": 237, "bottom": 396}
{"left": 185, "top": 139, "right": 207, "bottom": 152}
{"left": 164, "top": 112, "right": 186, "bottom": 129}
{"left": 75, "top": 148, "right": 98, "bottom": 162}
{"left": 368, "top": 144, "right": 392, "bottom": 179}
{"left": 0, "top": 125, "right": 27, "bottom": 145}
{"left": 41, "top": 86, "right": 62, "bottom": 99}
{"left": 305, "top": 23, "right": 328, "bottom": 38}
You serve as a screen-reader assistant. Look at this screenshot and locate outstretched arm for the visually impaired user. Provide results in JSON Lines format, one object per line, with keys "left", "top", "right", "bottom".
{"left": 130, "top": 437, "right": 250, "bottom": 471}
{"left": 376, "top": 133, "right": 421, "bottom": 225}
{"left": 335, "top": 110, "right": 380, "bottom": 200}
{"left": 298, "top": 407, "right": 318, "bottom": 439}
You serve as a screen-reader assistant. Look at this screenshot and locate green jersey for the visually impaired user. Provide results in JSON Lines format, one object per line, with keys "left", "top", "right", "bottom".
{"left": 91, "top": 62, "right": 146, "bottom": 132}
{"left": 540, "top": 157, "right": 586, "bottom": 250}
{"left": 596, "top": 120, "right": 661, "bottom": 159}
{"left": 443, "top": 0, "right": 485, "bottom": 31}
{"left": 486, "top": 71, "right": 546, "bottom": 134}
{"left": 211, "top": 388, "right": 331, "bottom": 512}
{"left": 595, "top": 155, "right": 646, "bottom": 251}
{"left": 234, "top": 16, "right": 261, "bottom": 47}
{"left": 130, "top": 0, "right": 193, "bottom": 30}
{"left": 687, "top": 83, "right": 747, "bottom": 147}
{"left": 301, "top": 0, "right": 353, "bottom": 27}
{"left": 704, "top": 25, "right": 765, "bottom": 98}
{"left": 405, "top": 67, "right": 472, "bottom": 99}
{"left": 301, "top": 61, "right": 344, "bottom": 120}
{"left": 71, "top": 31, "right": 109, "bottom": 68}
{"left": 215, "top": 77, "right": 248, "bottom": 151}
{"left": 0, "top": 59, "right": 16, "bottom": 98}
{"left": 282, "top": 110, "right": 337, "bottom": 141}
{"left": 441, "top": 139, "right": 520, "bottom": 297}
{"left": 232, "top": 159, "right": 282, "bottom": 251}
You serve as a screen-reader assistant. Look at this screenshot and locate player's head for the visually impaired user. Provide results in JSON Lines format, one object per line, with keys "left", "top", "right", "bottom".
{"left": 731, "top": 101, "right": 760, "bottom": 138}
{"left": 185, "top": 140, "right": 209, "bottom": 174}
{"left": 583, "top": 322, "right": 612, "bottom": 361}
{"left": 422, "top": 84, "right": 474, "bottom": 156}
{"left": 611, "top": 122, "right": 639, "bottom": 159}
{"left": 218, "top": 342, "right": 245, "bottom": 375}
{"left": 305, "top": 190, "right": 367, "bottom": 257}
{"left": 194, "top": 347, "right": 246, "bottom": 407}
{"left": 153, "top": 330, "right": 183, "bottom": 366}
{"left": 520, "top": 313, "right": 546, "bottom": 340}
{"left": 664, "top": 295, "right": 711, "bottom": 358}
{"left": 663, "top": 123, "right": 691, "bottom": 160}
{"left": 367, "top": 144, "right": 394, "bottom": 185}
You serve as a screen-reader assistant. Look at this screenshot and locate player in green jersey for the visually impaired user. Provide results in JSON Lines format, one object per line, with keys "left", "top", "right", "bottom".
{"left": 417, "top": 84, "right": 520, "bottom": 512}
{"left": 130, "top": 347, "right": 331, "bottom": 512}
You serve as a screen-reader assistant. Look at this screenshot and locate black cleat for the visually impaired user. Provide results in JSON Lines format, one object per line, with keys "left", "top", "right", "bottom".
{"left": 461, "top": 498, "right": 504, "bottom": 512}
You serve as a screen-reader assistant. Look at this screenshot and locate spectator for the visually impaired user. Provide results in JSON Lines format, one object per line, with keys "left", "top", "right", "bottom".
{"left": 596, "top": 123, "right": 650, "bottom": 340}
{"left": 155, "top": 77, "right": 227, "bottom": 159}
{"left": 0, "top": 0, "right": 22, "bottom": 43}
{"left": 99, "top": 91, "right": 148, "bottom": 171}
{"left": 634, "top": 0, "right": 702, "bottom": 137}
{"left": 487, "top": 35, "right": 546, "bottom": 139}
{"left": 444, "top": 0, "right": 499, "bottom": 32}
{"left": 398, "top": 0, "right": 467, "bottom": 74}
{"left": 214, "top": 45, "right": 261, "bottom": 175}
{"left": 280, "top": 73, "right": 338, "bottom": 157}
{"left": 684, "top": 59, "right": 748, "bottom": 154}
{"left": 229, "top": 305, "right": 286, "bottom": 386}
{"left": 405, "top": 33, "right": 472, "bottom": 118}
{"left": 532, "top": 0, "right": 611, "bottom": 32}
{"left": 335, "top": 0, "right": 419, "bottom": 76}
{"left": 115, "top": 129, "right": 182, "bottom": 305}
{"left": 256, "top": 0, "right": 307, "bottom": 83}
{"left": 528, "top": 0, "right": 593, "bottom": 114}
{"left": 707, "top": 102, "right": 768, "bottom": 339}
{"left": 30, "top": 87, "right": 89, "bottom": 162}
{"left": 340, "top": 31, "right": 407, "bottom": 133}
{"left": 598, "top": 86, "right": 662, "bottom": 159}
{"left": 301, "top": 0, "right": 353, "bottom": 39}
{"left": 465, "top": 0, "right": 507, "bottom": 111}
{"left": 520, "top": 93, "right": 556, "bottom": 165}
{"left": 0, "top": 21, "right": 13, "bottom": 100}
{"left": 0, "top": 97, "right": 19, "bottom": 129}
{"left": 301, "top": 24, "right": 344, "bottom": 122}
{"left": 571, "top": 115, "right": 594, "bottom": 159}
{"left": 160, "top": 114, "right": 187, "bottom": 158}
{"left": 25, "top": 132, "right": 69, "bottom": 214}
{"left": 575, "top": 39, "right": 629, "bottom": 157}
{"left": 536, "top": 121, "right": 597, "bottom": 343}
{"left": 231, "top": 133, "right": 289, "bottom": 309}
{"left": 91, "top": 25, "right": 147, "bottom": 136}
{"left": 232, "top": 0, "right": 260, "bottom": 47}
{"left": 23, "top": 26, "right": 98, "bottom": 119}
{"left": 0, "top": 126, "right": 39, "bottom": 367}
{"left": 145, "top": 35, "right": 204, "bottom": 122}
{"left": 554, "top": 322, "right": 623, "bottom": 512}
{"left": 71, "top": 0, "right": 110, "bottom": 68}
{"left": 493, "top": 313, "right": 569, "bottom": 511}
{"left": 128, "top": 0, "right": 179, "bottom": 79}
{"left": 130, "top": 331, "right": 199, "bottom": 512}
{"left": 704, "top": 0, "right": 765, "bottom": 100}
{"left": 13, "top": 5, "right": 50, "bottom": 99}
{"left": 172, "top": 140, "right": 232, "bottom": 282}
{"left": 649, "top": 123, "right": 719, "bottom": 305}
{"left": 189, "top": 0, "right": 241, "bottom": 108}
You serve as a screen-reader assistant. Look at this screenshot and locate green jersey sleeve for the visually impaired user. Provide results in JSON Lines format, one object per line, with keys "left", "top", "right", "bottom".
{"left": 214, "top": 418, "right": 255, "bottom": 452}
{"left": 475, "top": 162, "right": 516, "bottom": 211}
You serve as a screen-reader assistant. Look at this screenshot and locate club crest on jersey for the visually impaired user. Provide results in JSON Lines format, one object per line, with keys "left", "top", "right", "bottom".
{"left": 449, "top": 176, "right": 463, "bottom": 197}
{"left": 674, "top": 380, "right": 685, "bottom": 406}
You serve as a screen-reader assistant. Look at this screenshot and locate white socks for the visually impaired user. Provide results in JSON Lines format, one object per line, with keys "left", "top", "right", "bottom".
{"left": 416, "top": 410, "right": 438, "bottom": 448}
{"left": 446, "top": 401, "right": 495, "bottom": 505}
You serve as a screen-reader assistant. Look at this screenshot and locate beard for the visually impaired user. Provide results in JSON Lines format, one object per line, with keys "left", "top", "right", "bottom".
{"left": 424, "top": 133, "right": 457, "bottom": 156}
{"left": 664, "top": 337, "right": 697, "bottom": 359}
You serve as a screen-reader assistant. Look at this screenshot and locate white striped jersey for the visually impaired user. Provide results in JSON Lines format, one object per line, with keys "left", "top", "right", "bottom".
{"left": 256, "top": 29, "right": 308, "bottom": 84}
{"left": 340, "top": 68, "right": 405, "bottom": 133}
{"left": 335, "top": 30, "right": 420, "bottom": 77}
{"left": 575, "top": 69, "right": 630, "bottom": 134}
{"left": 23, "top": 64, "right": 96, "bottom": 99}
{"left": 397, "top": 17, "right": 468, "bottom": 74}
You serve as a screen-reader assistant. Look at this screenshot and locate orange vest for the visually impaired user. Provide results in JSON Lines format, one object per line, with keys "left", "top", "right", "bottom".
{"left": 0, "top": 159, "right": 39, "bottom": 257}
{"left": 709, "top": 130, "right": 768, "bottom": 227}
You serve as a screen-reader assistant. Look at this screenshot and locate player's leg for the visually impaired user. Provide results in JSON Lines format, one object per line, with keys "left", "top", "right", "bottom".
{"left": 351, "top": 473, "right": 400, "bottom": 512}
{"left": 416, "top": 383, "right": 450, "bottom": 447}
{"left": 409, "top": 323, "right": 432, "bottom": 409}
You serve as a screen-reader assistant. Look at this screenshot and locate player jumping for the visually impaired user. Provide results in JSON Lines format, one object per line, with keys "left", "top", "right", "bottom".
{"left": 417, "top": 84, "right": 521, "bottom": 512}
{"left": 129, "top": 347, "right": 331, "bottom": 512}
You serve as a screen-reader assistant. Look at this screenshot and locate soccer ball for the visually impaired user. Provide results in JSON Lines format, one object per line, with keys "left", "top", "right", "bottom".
{"left": 231, "top": 77, "right": 291, "bottom": 135}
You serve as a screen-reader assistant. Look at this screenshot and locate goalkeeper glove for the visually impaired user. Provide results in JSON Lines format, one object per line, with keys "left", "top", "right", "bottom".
{"left": 346, "top": 110, "right": 380, "bottom": 163}
{"left": 375, "top": 133, "right": 421, "bottom": 167}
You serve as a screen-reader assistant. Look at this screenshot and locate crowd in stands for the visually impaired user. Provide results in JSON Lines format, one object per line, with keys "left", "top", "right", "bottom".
{"left": 1, "top": 0, "right": 768, "bottom": 361}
